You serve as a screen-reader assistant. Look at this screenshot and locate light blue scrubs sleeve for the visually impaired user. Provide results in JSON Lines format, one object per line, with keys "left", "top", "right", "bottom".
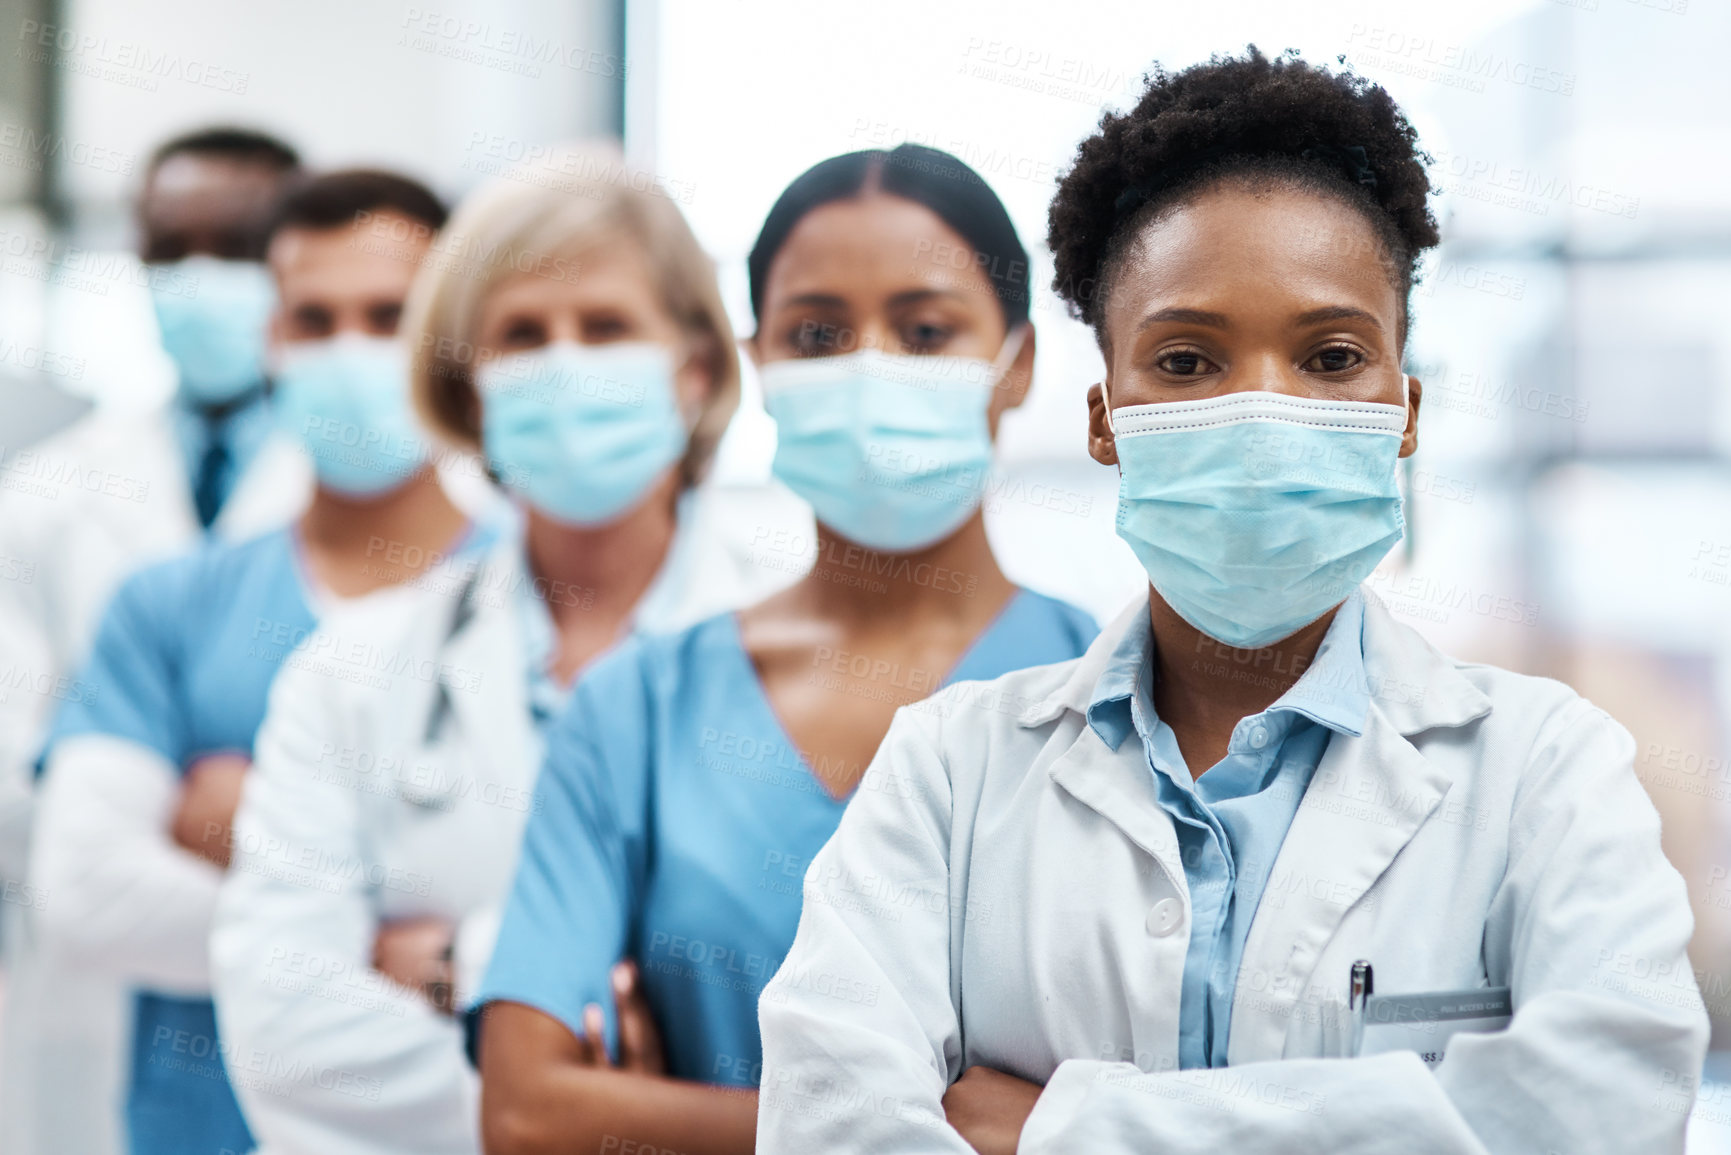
{"left": 474, "top": 636, "right": 655, "bottom": 1055}
{"left": 44, "top": 564, "right": 187, "bottom": 769}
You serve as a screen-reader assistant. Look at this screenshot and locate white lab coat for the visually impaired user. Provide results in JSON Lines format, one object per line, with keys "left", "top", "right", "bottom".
{"left": 757, "top": 592, "right": 1710, "bottom": 1154}
{"left": 0, "top": 406, "right": 308, "bottom": 1155}
{"left": 211, "top": 482, "right": 810, "bottom": 1155}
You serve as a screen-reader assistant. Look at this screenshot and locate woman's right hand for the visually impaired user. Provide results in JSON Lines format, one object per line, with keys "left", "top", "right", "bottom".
{"left": 576, "top": 959, "right": 666, "bottom": 1073}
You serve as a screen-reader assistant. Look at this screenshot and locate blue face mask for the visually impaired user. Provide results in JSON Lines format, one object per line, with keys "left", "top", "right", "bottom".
{"left": 272, "top": 335, "right": 427, "bottom": 498}
{"left": 1111, "top": 388, "right": 1409, "bottom": 649}
{"left": 479, "top": 341, "right": 687, "bottom": 526}
{"left": 760, "top": 332, "right": 1024, "bottom": 553}
{"left": 148, "top": 256, "right": 276, "bottom": 406}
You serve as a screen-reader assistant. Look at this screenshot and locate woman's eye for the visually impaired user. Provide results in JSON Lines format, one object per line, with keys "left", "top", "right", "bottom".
{"left": 789, "top": 321, "right": 845, "bottom": 356}
{"left": 1155, "top": 350, "right": 1215, "bottom": 376}
{"left": 581, "top": 316, "right": 630, "bottom": 343}
{"left": 367, "top": 303, "right": 403, "bottom": 334}
{"left": 1305, "top": 346, "right": 1363, "bottom": 372}
{"left": 499, "top": 319, "right": 547, "bottom": 349}
{"left": 900, "top": 321, "right": 953, "bottom": 354}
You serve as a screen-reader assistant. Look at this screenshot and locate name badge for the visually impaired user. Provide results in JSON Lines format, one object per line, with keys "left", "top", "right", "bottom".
{"left": 1355, "top": 987, "right": 1512, "bottom": 1068}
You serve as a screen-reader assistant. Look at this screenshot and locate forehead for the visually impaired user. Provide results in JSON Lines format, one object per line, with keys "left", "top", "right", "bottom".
{"left": 764, "top": 194, "right": 996, "bottom": 308}
{"left": 483, "top": 230, "right": 659, "bottom": 311}
{"left": 143, "top": 153, "right": 284, "bottom": 225}
{"left": 1107, "top": 184, "right": 1398, "bottom": 332}
{"left": 268, "top": 213, "right": 429, "bottom": 289}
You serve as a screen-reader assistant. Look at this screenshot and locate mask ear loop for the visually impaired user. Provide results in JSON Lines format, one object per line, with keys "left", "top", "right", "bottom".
{"left": 1399, "top": 372, "right": 1416, "bottom": 563}
{"left": 986, "top": 324, "right": 1031, "bottom": 388}
{"left": 669, "top": 335, "right": 709, "bottom": 434}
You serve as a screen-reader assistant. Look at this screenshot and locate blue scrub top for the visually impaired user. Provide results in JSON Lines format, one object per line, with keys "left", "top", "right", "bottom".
{"left": 476, "top": 589, "right": 1097, "bottom": 1086}
{"left": 47, "top": 520, "right": 487, "bottom": 1155}
{"left": 52, "top": 527, "right": 317, "bottom": 769}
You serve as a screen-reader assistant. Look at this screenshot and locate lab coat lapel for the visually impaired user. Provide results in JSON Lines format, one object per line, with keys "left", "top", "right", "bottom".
{"left": 1045, "top": 723, "right": 1188, "bottom": 898}
{"left": 213, "top": 434, "right": 313, "bottom": 541}
{"left": 393, "top": 552, "right": 533, "bottom": 810}
{"left": 134, "top": 412, "right": 201, "bottom": 544}
{"left": 439, "top": 569, "right": 531, "bottom": 774}
{"left": 1226, "top": 703, "right": 1451, "bottom": 1064}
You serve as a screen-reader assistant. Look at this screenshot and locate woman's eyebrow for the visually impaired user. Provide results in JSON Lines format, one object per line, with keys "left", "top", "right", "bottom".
{"left": 1137, "top": 306, "right": 1230, "bottom": 333}
{"left": 778, "top": 292, "right": 849, "bottom": 309}
{"left": 886, "top": 288, "right": 969, "bottom": 309}
{"left": 1295, "top": 305, "right": 1383, "bottom": 330}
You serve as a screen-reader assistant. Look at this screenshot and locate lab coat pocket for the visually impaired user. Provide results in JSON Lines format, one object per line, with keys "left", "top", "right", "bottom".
{"left": 1263, "top": 982, "right": 1355, "bottom": 1060}
{"left": 1353, "top": 986, "right": 1512, "bottom": 1068}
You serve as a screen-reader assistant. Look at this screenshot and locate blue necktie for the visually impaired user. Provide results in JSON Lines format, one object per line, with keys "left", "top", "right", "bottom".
{"left": 192, "top": 424, "right": 229, "bottom": 530}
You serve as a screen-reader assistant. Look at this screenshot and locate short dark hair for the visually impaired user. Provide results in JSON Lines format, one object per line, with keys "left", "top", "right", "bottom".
{"left": 1047, "top": 47, "right": 1440, "bottom": 345}
{"left": 748, "top": 144, "right": 1031, "bottom": 331}
{"left": 268, "top": 168, "right": 448, "bottom": 242}
{"left": 147, "top": 127, "right": 300, "bottom": 178}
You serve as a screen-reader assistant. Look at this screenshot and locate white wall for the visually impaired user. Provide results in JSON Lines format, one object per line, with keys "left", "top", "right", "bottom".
{"left": 56, "top": 0, "right": 621, "bottom": 236}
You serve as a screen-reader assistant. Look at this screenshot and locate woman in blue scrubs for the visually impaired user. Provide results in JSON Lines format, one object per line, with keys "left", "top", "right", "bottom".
{"left": 474, "top": 144, "right": 1096, "bottom": 1154}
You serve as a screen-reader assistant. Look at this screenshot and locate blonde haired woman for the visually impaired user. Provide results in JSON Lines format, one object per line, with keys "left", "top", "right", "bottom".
{"left": 209, "top": 146, "right": 803, "bottom": 1155}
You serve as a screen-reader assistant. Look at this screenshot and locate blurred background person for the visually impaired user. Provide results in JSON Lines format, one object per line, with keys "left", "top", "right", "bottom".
{"left": 0, "top": 127, "right": 306, "bottom": 799}
{"left": 30, "top": 167, "right": 495, "bottom": 1155}
{"left": 472, "top": 142, "right": 1096, "bottom": 1155}
{"left": 210, "top": 145, "right": 807, "bottom": 1155}
{"left": 0, "top": 125, "right": 308, "bottom": 1155}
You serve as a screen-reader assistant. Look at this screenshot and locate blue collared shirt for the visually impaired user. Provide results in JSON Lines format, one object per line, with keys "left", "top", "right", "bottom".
{"left": 169, "top": 389, "right": 274, "bottom": 525}
{"left": 1085, "top": 591, "right": 1371, "bottom": 1068}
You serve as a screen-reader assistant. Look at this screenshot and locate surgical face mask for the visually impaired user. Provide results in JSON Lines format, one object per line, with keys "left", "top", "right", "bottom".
{"left": 759, "top": 330, "right": 1025, "bottom": 553}
{"left": 1110, "top": 387, "right": 1408, "bottom": 649}
{"left": 148, "top": 255, "right": 276, "bottom": 406}
{"left": 478, "top": 341, "right": 687, "bottom": 526}
{"left": 272, "top": 335, "right": 426, "bottom": 499}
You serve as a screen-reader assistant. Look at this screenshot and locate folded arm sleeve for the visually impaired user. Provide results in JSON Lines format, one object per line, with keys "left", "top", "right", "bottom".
{"left": 756, "top": 706, "right": 974, "bottom": 1153}
{"left": 1018, "top": 700, "right": 1709, "bottom": 1155}
{"left": 209, "top": 658, "right": 478, "bottom": 1155}
{"left": 472, "top": 655, "right": 645, "bottom": 1050}
{"left": 29, "top": 570, "right": 217, "bottom": 989}
{"left": 33, "top": 734, "right": 223, "bottom": 991}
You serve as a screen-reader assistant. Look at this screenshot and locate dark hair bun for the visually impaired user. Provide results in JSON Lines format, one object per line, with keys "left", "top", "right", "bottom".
{"left": 1048, "top": 46, "right": 1440, "bottom": 333}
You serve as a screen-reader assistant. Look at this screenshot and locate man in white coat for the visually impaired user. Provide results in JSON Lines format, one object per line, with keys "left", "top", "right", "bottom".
{"left": 0, "top": 127, "right": 306, "bottom": 1155}
{"left": 756, "top": 50, "right": 1709, "bottom": 1154}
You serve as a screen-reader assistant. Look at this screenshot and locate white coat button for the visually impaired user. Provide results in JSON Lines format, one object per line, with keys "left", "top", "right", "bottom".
{"left": 1145, "top": 898, "right": 1183, "bottom": 937}
{"left": 1249, "top": 726, "right": 1270, "bottom": 750}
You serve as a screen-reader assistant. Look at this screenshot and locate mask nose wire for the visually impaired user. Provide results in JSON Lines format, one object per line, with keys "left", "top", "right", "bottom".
{"left": 1102, "top": 372, "right": 1413, "bottom": 437}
